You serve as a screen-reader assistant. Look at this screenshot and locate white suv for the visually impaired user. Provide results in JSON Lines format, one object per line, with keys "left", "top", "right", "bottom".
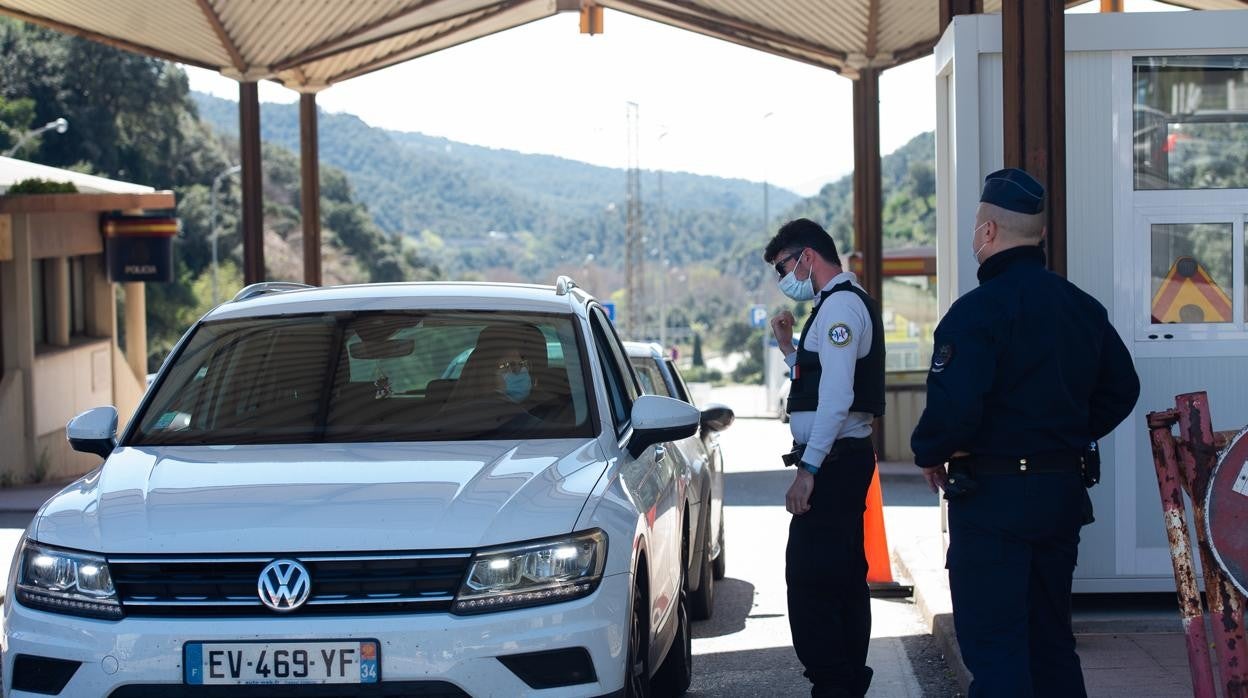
{"left": 4, "top": 278, "right": 700, "bottom": 698}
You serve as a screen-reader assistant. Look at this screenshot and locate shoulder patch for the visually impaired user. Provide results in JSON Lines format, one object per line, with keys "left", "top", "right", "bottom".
{"left": 828, "top": 323, "right": 852, "bottom": 347}
{"left": 931, "top": 343, "right": 954, "bottom": 373}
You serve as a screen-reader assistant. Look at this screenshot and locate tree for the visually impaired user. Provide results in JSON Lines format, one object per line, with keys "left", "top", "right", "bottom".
{"left": 0, "top": 96, "right": 36, "bottom": 154}
{"left": 720, "top": 321, "right": 753, "bottom": 353}
{"left": 908, "top": 161, "right": 936, "bottom": 215}
{"left": 692, "top": 333, "right": 704, "bottom": 367}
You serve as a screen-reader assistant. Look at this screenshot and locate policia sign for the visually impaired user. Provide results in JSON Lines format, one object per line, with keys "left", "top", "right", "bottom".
{"left": 102, "top": 215, "right": 177, "bottom": 283}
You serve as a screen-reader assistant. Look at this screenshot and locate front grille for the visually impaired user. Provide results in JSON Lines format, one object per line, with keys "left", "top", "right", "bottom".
{"left": 109, "top": 552, "right": 471, "bottom": 617}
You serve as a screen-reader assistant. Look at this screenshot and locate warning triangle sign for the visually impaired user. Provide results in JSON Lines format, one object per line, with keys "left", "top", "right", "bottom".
{"left": 1151, "top": 256, "right": 1232, "bottom": 323}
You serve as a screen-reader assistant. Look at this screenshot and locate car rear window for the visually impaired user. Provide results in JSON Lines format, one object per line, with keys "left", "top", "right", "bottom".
{"left": 130, "top": 311, "right": 594, "bottom": 445}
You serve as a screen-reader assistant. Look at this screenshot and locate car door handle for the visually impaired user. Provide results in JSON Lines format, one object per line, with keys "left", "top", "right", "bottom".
{"left": 654, "top": 445, "right": 666, "bottom": 463}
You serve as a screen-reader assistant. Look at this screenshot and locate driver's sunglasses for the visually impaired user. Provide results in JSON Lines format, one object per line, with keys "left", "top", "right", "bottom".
{"left": 774, "top": 250, "right": 803, "bottom": 278}
{"left": 497, "top": 359, "right": 529, "bottom": 374}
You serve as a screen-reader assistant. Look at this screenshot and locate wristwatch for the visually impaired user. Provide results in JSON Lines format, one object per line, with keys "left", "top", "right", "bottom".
{"left": 800, "top": 462, "right": 820, "bottom": 475}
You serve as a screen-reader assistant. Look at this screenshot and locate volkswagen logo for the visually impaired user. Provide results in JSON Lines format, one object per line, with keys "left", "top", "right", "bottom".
{"left": 258, "top": 559, "right": 311, "bottom": 612}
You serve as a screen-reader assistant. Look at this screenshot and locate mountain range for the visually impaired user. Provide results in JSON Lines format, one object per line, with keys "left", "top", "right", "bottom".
{"left": 193, "top": 93, "right": 797, "bottom": 257}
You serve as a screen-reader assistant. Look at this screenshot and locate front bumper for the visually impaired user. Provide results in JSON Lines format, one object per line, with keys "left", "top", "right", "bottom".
{"left": 3, "top": 573, "right": 629, "bottom": 698}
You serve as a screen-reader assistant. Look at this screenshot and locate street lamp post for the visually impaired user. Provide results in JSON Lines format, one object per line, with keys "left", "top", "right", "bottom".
{"left": 2, "top": 117, "right": 69, "bottom": 158}
{"left": 760, "top": 112, "right": 775, "bottom": 388}
{"left": 761, "top": 112, "right": 774, "bottom": 237}
{"left": 210, "top": 164, "right": 242, "bottom": 305}
{"left": 657, "top": 129, "right": 668, "bottom": 353}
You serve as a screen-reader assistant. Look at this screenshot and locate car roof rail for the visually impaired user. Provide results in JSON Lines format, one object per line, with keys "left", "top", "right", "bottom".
{"left": 555, "top": 275, "right": 578, "bottom": 296}
{"left": 231, "top": 281, "right": 315, "bottom": 303}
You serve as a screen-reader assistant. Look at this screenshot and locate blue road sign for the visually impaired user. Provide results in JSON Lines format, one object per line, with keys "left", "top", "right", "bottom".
{"left": 603, "top": 301, "right": 617, "bottom": 322}
{"left": 749, "top": 304, "right": 768, "bottom": 329}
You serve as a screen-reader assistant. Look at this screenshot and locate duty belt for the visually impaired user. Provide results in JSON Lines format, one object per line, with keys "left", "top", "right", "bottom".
{"left": 783, "top": 435, "right": 874, "bottom": 468}
{"left": 953, "top": 451, "right": 1083, "bottom": 475}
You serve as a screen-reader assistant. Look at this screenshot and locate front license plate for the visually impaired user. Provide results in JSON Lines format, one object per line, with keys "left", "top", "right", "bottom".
{"left": 184, "top": 640, "right": 380, "bottom": 685}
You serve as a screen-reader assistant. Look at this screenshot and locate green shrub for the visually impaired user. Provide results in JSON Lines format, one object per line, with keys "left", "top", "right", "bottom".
{"left": 5, "top": 177, "right": 77, "bottom": 194}
{"left": 681, "top": 365, "right": 723, "bottom": 384}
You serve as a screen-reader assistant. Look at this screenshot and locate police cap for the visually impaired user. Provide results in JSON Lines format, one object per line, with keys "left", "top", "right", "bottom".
{"left": 980, "top": 168, "right": 1045, "bottom": 215}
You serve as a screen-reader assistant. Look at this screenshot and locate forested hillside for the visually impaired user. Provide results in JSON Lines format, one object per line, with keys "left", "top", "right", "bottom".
{"left": 781, "top": 131, "right": 936, "bottom": 251}
{"left": 194, "top": 93, "right": 798, "bottom": 247}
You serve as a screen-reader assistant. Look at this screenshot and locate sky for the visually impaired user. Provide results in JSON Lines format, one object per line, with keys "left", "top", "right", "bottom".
{"left": 186, "top": 0, "right": 1183, "bottom": 198}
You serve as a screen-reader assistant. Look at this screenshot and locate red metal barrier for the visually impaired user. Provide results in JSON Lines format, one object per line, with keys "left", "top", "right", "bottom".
{"left": 1148, "top": 407, "right": 1217, "bottom": 698}
{"left": 1175, "top": 393, "right": 1248, "bottom": 697}
{"left": 1148, "top": 392, "right": 1248, "bottom": 698}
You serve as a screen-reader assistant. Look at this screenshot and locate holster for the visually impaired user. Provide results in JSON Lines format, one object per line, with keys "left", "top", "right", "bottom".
{"left": 943, "top": 457, "right": 979, "bottom": 500}
{"left": 781, "top": 443, "right": 805, "bottom": 468}
{"left": 1081, "top": 441, "right": 1101, "bottom": 488}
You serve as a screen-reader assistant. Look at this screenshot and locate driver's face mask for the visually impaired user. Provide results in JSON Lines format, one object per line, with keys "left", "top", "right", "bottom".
{"left": 498, "top": 359, "right": 532, "bottom": 402}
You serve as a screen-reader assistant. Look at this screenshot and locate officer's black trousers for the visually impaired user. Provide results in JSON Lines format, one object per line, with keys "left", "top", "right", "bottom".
{"left": 786, "top": 438, "right": 876, "bottom": 698}
{"left": 946, "top": 469, "right": 1089, "bottom": 698}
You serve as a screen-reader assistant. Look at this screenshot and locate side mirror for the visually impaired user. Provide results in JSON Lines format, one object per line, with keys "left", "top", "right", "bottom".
{"left": 628, "top": 395, "right": 700, "bottom": 458}
{"left": 67, "top": 406, "right": 118, "bottom": 460}
{"left": 699, "top": 403, "right": 736, "bottom": 433}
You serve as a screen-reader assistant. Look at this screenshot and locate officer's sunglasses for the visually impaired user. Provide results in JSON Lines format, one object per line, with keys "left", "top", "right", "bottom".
{"left": 774, "top": 250, "right": 804, "bottom": 278}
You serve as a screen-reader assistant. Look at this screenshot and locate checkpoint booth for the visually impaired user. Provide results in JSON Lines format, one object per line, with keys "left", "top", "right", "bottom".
{"left": 0, "top": 157, "right": 174, "bottom": 484}
{"left": 937, "top": 9, "right": 1248, "bottom": 592}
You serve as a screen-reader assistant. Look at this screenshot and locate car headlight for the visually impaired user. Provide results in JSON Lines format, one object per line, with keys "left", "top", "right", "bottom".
{"left": 453, "top": 529, "right": 607, "bottom": 614}
{"left": 15, "top": 541, "right": 122, "bottom": 620}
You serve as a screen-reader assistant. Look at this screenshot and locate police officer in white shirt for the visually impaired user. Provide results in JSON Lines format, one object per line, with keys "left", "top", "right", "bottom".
{"left": 765, "top": 218, "right": 885, "bottom": 698}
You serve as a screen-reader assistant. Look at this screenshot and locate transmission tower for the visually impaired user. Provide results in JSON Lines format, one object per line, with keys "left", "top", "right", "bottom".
{"left": 625, "top": 102, "right": 644, "bottom": 337}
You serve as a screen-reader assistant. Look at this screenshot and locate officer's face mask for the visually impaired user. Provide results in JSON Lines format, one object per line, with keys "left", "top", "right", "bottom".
{"left": 499, "top": 364, "right": 532, "bottom": 402}
{"left": 970, "top": 221, "right": 990, "bottom": 265}
{"left": 778, "top": 252, "right": 816, "bottom": 302}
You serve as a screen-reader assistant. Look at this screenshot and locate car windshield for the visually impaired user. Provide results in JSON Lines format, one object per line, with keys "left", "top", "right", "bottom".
{"left": 130, "top": 311, "right": 594, "bottom": 445}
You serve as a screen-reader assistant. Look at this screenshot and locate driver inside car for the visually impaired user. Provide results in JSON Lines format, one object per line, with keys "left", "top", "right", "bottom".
{"left": 444, "top": 324, "right": 549, "bottom": 424}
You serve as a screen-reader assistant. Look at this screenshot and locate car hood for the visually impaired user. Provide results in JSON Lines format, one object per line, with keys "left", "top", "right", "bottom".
{"left": 34, "top": 440, "right": 607, "bottom": 554}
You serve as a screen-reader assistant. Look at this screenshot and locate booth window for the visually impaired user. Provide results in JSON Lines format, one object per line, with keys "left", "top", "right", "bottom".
{"left": 883, "top": 275, "right": 937, "bottom": 372}
{"left": 1134, "top": 55, "right": 1248, "bottom": 190}
{"left": 1150, "top": 223, "right": 1233, "bottom": 324}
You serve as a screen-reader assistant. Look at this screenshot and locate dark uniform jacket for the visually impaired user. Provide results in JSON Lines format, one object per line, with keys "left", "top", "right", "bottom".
{"left": 911, "top": 246, "right": 1140, "bottom": 469}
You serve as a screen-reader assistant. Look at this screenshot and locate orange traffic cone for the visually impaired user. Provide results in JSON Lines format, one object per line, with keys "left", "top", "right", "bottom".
{"left": 864, "top": 459, "right": 913, "bottom": 597}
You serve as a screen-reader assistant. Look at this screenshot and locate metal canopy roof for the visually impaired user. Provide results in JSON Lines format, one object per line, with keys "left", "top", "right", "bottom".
{"left": 2, "top": 0, "right": 1246, "bottom": 89}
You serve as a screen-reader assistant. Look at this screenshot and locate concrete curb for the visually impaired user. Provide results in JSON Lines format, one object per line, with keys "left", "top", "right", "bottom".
{"left": 890, "top": 535, "right": 972, "bottom": 695}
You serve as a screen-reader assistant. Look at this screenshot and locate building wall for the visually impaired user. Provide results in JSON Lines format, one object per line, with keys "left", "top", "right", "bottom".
{"left": 0, "top": 209, "right": 147, "bottom": 485}
{"left": 883, "top": 386, "right": 925, "bottom": 462}
{"left": 27, "top": 212, "right": 103, "bottom": 260}
{"left": 32, "top": 339, "right": 112, "bottom": 437}
{"left": 0, "top": 371, "right": 27, "bottom": 484}
{"left": 1065, "top": 51, "right": 1122, "bottom": 583}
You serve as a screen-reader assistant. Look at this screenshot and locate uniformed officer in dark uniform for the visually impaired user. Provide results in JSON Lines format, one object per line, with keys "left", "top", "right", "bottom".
{"left": 911, "top": 168, "right": 1140, "bottom": 697}
{"left": 764, "top": 218, "right": 885, "bottom": 698}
